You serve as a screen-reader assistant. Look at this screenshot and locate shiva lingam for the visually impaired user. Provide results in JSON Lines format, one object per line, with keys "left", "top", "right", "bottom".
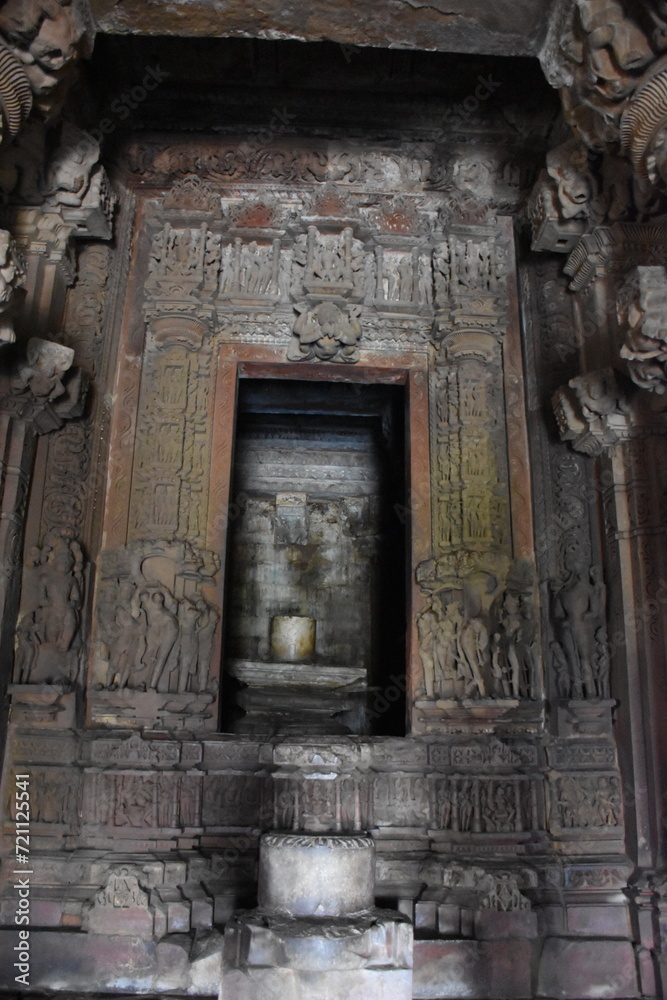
{"left": 269, "top": 614, "right": 316, "bottom": 663}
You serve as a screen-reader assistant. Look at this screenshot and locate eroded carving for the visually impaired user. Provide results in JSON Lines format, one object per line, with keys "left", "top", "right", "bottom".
{"left": 0, "top": 229, "right": 25, "bottom": 342}
{"left": 289, "top": 300, "right": 362, "bottom": 363}
{"left": 96, "top": 541, "right": 220, "bottom": 695}
{"left": 617, "top": 264, "right": 667, "bottom": 392}
{"left": 0, "top": 0, "right": 92, "bottom": 136}
{"left": 549, "top": 551, "right": 611, "bottom": 700}
{"left": 552, "top": 367, "right": 633, "bottom": 453}
{"left": 0, "top": 337, "right": 86, "bottom": 432}
{"left": 14, "top": 527, "right": 84, "bottom": 684}
{"left": 552, "top": 774, "right": 622, "bottom": 828}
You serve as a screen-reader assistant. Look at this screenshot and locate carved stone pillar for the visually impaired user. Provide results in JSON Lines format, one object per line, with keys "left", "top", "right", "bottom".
{"left": 552, "top": 355, "right": 667, "bottom": 999}
{"left": 0, "top": 338, "right": 86, "bottom": 748}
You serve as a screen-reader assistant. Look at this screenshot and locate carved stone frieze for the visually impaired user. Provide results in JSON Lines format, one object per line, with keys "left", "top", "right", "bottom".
{"left": 430, "top": 774, "right": 540, "bottom": 835}
{"left": 415, "top": 555, "right": 539, "bottom": 717}
{"left": 90, "top": 732, "right": 181, "bottom": 767}
{"left": 549, "top": 772, "right": 623, "bottom": 831}
{"left": 421, "top": 859, "right": 536, "bottom": 910}
{"left": 92, "top": 538, "right": 219, "bottom": 693}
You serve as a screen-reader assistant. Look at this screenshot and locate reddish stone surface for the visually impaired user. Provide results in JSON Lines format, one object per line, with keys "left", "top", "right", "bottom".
{"left": 413, "top": 939, "right": 533, "bottom": 999}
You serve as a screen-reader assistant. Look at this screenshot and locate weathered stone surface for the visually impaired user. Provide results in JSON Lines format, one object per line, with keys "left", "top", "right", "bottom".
{"left": 413, "top": 939, "right": 533, "bottom": 999}
{"left": 536, "top": 938, "right": 638, "bottom": 999}
{"left": 259, "top": 833, "right": 375, "bottom": 917}
{"left": 222, "top": 966, "right": 413, "bottom": 1000}
{"left": 91, "top": 0, "right": 554, "bottom": 56}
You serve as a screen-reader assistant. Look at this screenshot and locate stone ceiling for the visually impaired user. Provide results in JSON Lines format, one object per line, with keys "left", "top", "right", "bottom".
{"left": 89, "top": 0, "right": 559, "bottom": 58}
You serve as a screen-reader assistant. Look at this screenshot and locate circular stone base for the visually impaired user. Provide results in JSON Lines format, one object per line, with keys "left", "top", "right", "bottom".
{"left": 258, "top": 833, "right": 375, "bottom": 917}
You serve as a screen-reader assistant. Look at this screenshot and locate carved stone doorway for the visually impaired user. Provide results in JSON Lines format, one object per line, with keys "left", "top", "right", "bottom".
{"left": 222, "top": 375, "right": 407, "bottom": 736}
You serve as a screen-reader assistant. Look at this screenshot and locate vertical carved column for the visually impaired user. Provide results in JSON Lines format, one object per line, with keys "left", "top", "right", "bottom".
{"left": 414, "top": 222, "right": 540, "bottom": 734}
{"left": 547, "top": 225, "right": 667, "bottom": 998}
{"left": 0, "top": 340, "right": 86, "bottom": 752}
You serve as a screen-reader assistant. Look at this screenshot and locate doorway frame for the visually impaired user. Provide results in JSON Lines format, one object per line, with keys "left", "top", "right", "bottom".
{"left": 208, "top": 346, "right": 432, "bottom": 736}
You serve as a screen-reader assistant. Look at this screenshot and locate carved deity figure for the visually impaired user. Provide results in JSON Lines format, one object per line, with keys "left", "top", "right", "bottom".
{"left": 0, "top": 229, "right": 25, "bottom": 343}
{"left": 131, "top": 586, "right": 180, "bottom": 692}
{"left": 177, "top": 597, "right": 201, "bottom": 693}
{"left": 551, "top": 556, "right": 609, "bottom": 700}
{"left": 456, "top": 615, "right": 488, "bottom": 698}
{"left": 418, "top": 598, "right": 460, "bottom": 700}
{"left": 16, "top": 529, "right": 84, "bottom": 684}
{"left": 545, "top": 140, "right": 603, "bottom": 224}
{"left": 104, "top": 582, "right": 147, "bottom": 690}
{"left": 492, "top": 591, "right": 536, "bottom": 699}
{"left": 42, "top": 124, "right": 99, "bottom": 207}
{"left": 290, "top": 301, "right": 362, "bottom": 363}
{"left": 11, "top": 337, "right": 73, "bottom": 402}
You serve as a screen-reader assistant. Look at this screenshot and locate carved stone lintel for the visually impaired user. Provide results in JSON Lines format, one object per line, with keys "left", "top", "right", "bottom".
{"left": 552, "top": 367, "right": 633, "bottom": 455}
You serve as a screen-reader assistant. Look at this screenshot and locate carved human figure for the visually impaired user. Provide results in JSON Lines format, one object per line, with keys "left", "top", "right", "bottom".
{"left": 14, "top": 613, "right": 39, "bottom": 683}
{"left": 456, "top": 614, "right": 488, "bottom": 698}
{"left": 117, "top": 780, "right": 154, "bottom": 827}
{"left": 556, "top": 777, "right": 583, "bottom": 828}
{"left": 551, "top": 553, "right": 601, "bottom": 699}
{"left": 497, "top": 592, "right": 536, "bottom": 699}
{"left": 417, "top": 597, "right": 441, "bottom": 700}
{"left": 132, "top": 586, "right": 179, "bottom": 692}
{"left": 594, "top": 777, "right": 620, "bottom": 826}
{"left": 458, "top": 779, "right": 474, "bottom": 832}
{"left": 42, "top": 125, "right": 99, "bottom": 207}
{"left": 397, "top": 253, "right": 414, "bottom": 301}
{"left": 437, "top": 602, "right": 461, "bottom": 696}
{"left": 105, "top": 582, "right": 147, "bottom": 690}
{"left": 177, "top": 597, "right": 200, "bottom": 693}
{"left": 32, "top": 531, "right": 83, "bottom": 682}
{"left": 0, "top": 229, "right": 25, "bottom": 343}
{"left": 194, "top": 598, "right": 218, "bottom": 693}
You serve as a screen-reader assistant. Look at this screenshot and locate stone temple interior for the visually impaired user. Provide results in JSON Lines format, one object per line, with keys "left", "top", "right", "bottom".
{"left": 0, "top": 1, "right": 667, "bottom": 998}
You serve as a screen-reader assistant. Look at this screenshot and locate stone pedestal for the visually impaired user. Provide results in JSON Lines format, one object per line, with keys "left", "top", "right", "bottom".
{"left": 221, "top": 832, "right": 413, "bottom": 1000}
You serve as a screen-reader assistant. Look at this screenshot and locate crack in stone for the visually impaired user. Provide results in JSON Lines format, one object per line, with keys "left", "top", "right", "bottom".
{"left": 401, "top": 0, "right": 461, "bottom": 14}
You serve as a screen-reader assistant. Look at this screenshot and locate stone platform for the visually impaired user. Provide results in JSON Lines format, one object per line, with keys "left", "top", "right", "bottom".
{"left": 220, "top": 832, "right": 413, "bottom": 999}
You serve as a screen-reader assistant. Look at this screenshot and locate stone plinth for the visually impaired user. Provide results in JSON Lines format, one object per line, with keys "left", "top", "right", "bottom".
{"left": 221, "top": 832, "right": 413, "bottom": 1000}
